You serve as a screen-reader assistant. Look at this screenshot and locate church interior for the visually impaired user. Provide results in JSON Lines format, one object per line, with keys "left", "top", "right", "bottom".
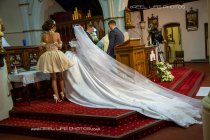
{"left": 0, "top": 0, "right": 210, "bottom": 140}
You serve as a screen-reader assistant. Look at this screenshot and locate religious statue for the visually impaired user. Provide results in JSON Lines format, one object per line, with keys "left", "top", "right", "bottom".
{"left": 0, "top": 18, "right": 7, "bottom": 67}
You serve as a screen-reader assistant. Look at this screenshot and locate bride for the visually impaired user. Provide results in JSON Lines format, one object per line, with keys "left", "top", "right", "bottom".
{"left": 64, "top": 25, "right": 201, "bottom": 127}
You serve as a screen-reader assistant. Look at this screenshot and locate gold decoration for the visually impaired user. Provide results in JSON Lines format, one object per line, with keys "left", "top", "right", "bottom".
{"left": 72, "top": 7, "right": 83, "bottom": 20}
{"left": 86, "top": 10, "right": 91, "bottom": 18}
{"left": 72, "top": 7, "right": 79, "bottom": 20}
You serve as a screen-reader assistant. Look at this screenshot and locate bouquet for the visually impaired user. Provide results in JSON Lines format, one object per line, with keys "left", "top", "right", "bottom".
{"left": 155, "top": 62, "right": 174, "bottom": 82}
{"left": 0, "top": 31, "right": 4, "bottom": 37}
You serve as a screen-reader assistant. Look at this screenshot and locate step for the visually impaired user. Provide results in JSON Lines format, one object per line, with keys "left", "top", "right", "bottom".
{"left": 153, "top": 67, "right": 192, "bottom": 89}
{"left": 10, "top": 100, "right": 138, "bottom": 126}
{"left": 173, "top": 70, "right": 205, "bottom": 96}
{"left": 0, "top": 117, "right": 169, "bottom": 140}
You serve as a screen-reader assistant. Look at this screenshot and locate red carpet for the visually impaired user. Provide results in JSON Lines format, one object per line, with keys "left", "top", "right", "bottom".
{"left": 173, "top": 70, "right": 204, "bottom": 97}
{"left": 0, "top": 67, "right": 204, "bottom": 140}
{"left": 154, "top": 67, "right": 192, "bottom": 89}
{"left": 13, "top": 100, "right": 131, "bottom": 116}
{"left": 154, "top": 67, "right": 204, "bottom": 96}
{"left": 10, "top": 100, "right": 138, "bottom": 126}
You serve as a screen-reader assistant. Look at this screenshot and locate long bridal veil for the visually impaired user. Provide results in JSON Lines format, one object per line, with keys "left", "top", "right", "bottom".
{"left": 64, "top": 25, "right": 201, "bottom": 127}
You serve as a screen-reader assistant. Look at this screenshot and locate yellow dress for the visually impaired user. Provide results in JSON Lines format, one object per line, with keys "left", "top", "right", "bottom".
{"left": 37, "top": 43, "right": 74, "bottom": 73}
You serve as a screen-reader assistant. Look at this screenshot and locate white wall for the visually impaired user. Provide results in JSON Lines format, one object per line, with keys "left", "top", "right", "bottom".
{"left": 129, "top": 0, "right": 208, "bottom": 61}
{"left": 29, "top": 0, "right": 65, "bottom": 45}
{"left": 0, "top": 0, "right": 65, "bottom": 46}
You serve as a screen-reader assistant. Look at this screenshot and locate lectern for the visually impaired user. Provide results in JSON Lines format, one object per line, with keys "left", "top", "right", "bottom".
{"left": 115, "top": 39, "right": 156, "bottom": 77}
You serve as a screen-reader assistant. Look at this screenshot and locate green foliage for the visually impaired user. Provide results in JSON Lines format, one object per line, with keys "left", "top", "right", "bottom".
{"left": 154, "top": 62, "right": 174, "bottom": 82}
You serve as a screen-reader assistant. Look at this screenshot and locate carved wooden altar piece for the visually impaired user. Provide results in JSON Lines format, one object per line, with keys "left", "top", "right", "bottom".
{"left": 115, "top": 39, "right": 156, "bottom": 77}
{"left": 4, "top": 46, "right": 44, "bottom": 73}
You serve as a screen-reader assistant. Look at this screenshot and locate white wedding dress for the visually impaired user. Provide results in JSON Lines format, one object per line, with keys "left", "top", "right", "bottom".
{"left": 64, "top": 26, "right": 202, "bottom": 127}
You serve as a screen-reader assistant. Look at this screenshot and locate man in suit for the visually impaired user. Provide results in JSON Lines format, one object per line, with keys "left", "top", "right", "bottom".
{"left": 107, "top": 20, "right": 124, "bottom": 59}
{"left": 86, "top": 24, "right": 94, "bottom": 42}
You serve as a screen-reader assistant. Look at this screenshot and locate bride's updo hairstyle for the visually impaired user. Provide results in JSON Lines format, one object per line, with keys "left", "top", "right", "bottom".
{"left": 42, "top": 19, "right": 56, "bottom": 31}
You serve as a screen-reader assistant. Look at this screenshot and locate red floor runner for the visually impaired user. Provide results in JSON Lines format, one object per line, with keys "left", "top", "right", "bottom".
{"left": 153, "top": 67, "right": 191, "bottom": 89}
{"left": 153, "top": 67, "right": 204, "bottom": 97}
{"left": 173, "top": 70, "right": 204, "bottom": 96}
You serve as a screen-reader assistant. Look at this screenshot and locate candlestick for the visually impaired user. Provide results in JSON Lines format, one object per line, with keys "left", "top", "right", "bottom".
{"left": 14, "top": 66, "right": 18, "bottom": 74}
{"left": 88, "top": 10, "right": 91, "bottom": 17}
{"left": 75, "top": 7, "right": 78, "bottom": 19}
{"left": 140, "top": 10, "right": 144, "bottom": 21}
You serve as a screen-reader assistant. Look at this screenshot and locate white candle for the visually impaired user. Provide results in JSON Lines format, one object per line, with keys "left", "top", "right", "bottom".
{"left": 150, "top": 50, "right": 156, "bottom": 61}
{"left": 14, "top": 66, "right": 18, "bottom": 74}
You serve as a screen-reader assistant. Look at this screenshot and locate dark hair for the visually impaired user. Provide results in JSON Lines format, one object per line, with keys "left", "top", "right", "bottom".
{"left": 108, "top": 20, "right": 116, "bottom": 25}
{"left": 42, "top": 19, "right": 56, "bottom": 31}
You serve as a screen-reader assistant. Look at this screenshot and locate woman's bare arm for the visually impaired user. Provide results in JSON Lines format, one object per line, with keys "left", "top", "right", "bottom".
{"left": 39, "top": 34, "right": 46, "bottom": 50}
{"left": 57, "top": 33, "right": 63, "bottom": 49}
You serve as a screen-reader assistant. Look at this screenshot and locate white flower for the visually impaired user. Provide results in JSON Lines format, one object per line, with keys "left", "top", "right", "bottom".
{"left": 155, "top": 62, "right": 174, "bottom": 82}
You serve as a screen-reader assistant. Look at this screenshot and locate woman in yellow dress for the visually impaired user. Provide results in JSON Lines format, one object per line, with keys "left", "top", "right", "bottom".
{"left": 37, "top": 19, "right": 74, "bottom": 103}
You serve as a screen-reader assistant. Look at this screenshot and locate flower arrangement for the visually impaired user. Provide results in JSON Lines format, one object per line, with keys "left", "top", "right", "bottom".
{"left": 155, "top": 61, "right": 174, "bottom": 82}
{"left": 0, "top": 31, "right": 4, "bottom": 37}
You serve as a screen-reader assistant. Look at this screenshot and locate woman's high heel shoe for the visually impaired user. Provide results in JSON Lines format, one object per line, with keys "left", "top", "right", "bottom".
{"left": 60, "top": 92, "right": 65, "bottom": 100}
{"left": 53, "top": 94, "right": 62, "bottom": 103}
